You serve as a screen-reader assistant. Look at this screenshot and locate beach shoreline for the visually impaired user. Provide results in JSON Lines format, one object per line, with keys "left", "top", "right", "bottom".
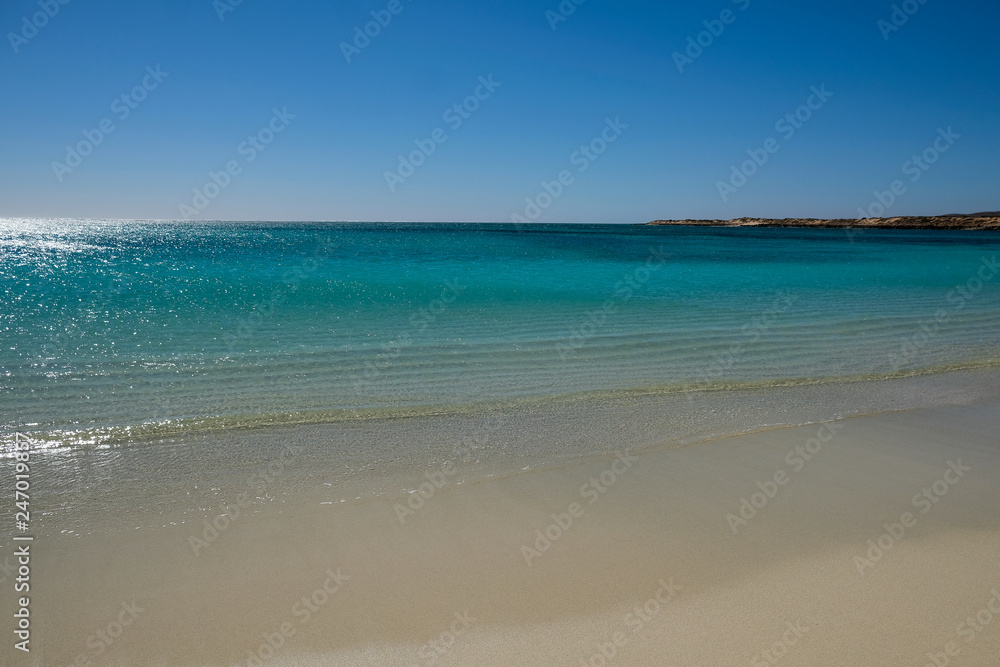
{"left": 5, "top": 367, "right": 1000, "bottom": 665}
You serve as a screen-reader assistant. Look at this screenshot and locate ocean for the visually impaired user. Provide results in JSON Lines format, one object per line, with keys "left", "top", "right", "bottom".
{"left": 2, "top": 219, "right": 999, "bottom": 452}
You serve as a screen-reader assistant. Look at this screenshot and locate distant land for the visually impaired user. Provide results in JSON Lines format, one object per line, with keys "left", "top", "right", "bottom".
{"left": 647, "top": 213, "right": 1000, "bottom": 230}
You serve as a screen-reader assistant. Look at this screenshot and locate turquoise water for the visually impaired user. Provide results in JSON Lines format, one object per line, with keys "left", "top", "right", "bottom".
{"left": 2, "top": 219, "right": 999, "bottom": 446}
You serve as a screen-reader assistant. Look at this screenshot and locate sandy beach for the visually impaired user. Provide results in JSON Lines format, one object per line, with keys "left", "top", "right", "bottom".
{"left": 6, "top": 0, "right": 1000, "bottom": 663}
{"left": 6, "top": 368, "right": 999, "bottom": 666}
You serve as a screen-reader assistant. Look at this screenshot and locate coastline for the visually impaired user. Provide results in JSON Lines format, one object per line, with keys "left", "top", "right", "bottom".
{"left": 5, "top": 366, "right": 1000, "bottom": 665}
{"left": 11, "top": 364, "right": 1000, "bottom": 536}
{"left": 7, "top": 358, "right": 1000, "bottom": 454}
{"left": 647, "top": 213, "right": 1000, "bottom": 229}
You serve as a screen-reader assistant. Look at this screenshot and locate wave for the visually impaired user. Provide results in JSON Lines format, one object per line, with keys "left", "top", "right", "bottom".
{"left": 4, "top": 358, "right": 998, "bottom": 454}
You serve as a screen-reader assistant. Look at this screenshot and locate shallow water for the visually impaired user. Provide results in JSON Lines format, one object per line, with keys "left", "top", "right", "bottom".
{"left": 2, "top": 220, "right": 999, "bottom": 448}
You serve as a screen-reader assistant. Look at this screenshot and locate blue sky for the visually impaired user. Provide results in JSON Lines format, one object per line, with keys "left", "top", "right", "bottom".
{"left": 1, "top": 0, "right": 997, "bottom": 222}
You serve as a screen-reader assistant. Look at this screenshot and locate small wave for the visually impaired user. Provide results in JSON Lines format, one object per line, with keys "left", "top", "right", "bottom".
{"left": 3, "top": 358, "right": 997, "bottom": 453}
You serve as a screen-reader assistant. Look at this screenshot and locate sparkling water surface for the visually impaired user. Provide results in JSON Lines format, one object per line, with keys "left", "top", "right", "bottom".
{"left": 2, "top": 219, "right": 999, "bottom": 445}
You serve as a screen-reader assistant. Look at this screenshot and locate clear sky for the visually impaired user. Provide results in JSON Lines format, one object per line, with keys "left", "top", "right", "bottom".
{"left": 1, "top": 0, "right": 998, "bottom": 222}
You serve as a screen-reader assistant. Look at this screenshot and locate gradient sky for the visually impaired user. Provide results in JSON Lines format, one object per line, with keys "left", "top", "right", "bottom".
{"left": 1, "top": 0, "right": 998, "bottom": 222}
